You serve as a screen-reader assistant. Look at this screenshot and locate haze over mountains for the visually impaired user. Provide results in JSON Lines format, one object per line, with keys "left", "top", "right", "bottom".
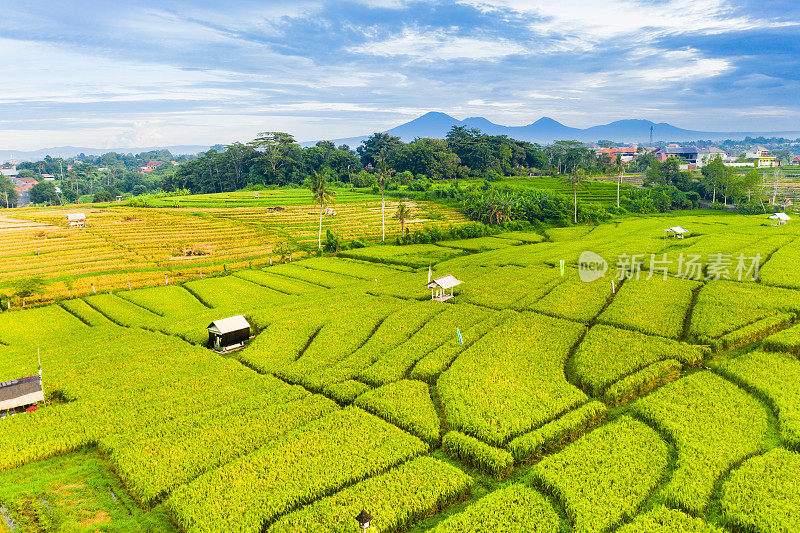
{"left": 3, "top": 113, "right": 800, "bottom": 162}
{"left": 317, "top": 112, "right": 800, "bottom": 147}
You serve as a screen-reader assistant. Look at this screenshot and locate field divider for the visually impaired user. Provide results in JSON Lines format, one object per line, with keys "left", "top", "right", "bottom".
{"left": 623, "top": 410, "right": 681, "bottom": 520}
{"left": 705, "top": 448, "right": 772, "bottom": 527}
{"left": 179, "top": 284, "right": 214, "bottom": 309}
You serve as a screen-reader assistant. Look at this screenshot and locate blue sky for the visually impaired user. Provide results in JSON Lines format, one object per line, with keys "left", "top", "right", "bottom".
{"left": 1, "top": 0, "right": 798, "bottom": 149}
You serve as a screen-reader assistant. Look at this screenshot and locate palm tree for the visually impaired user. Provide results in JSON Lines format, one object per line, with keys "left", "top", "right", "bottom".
{"left": 613, "top": 155, "right": 624, "bottom": 208}
{"left": 309, "top": 171, "right": 335, "bottom": 249}
{"left": 377, "top": 155, "right": 388, "bottom": 242}
{"left": 561, "top": 169, "right": 588, "bottom": 224}
{"left": 395, "top": 202, "right": 411, "bottom": 235}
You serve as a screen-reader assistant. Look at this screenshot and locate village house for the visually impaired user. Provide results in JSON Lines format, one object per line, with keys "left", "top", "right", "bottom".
{"left": 746, "top": 146, "right": 779, "bottom": 168}
{"left": 14, "top": 184, "right": 33, "bottom": 207}
{"left": 595, "top": 146, "right": 638, "bottom": 163}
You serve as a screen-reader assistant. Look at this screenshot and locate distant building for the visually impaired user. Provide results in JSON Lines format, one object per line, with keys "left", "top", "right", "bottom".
{"left": 41, "top": 174, "right": 56, "bottom": 181}
{"left": 595, "top": 146, "right": 638, "bottom": 163}
{"left": 792, "top": 156, "right": 800, "bottom": 165}
{"left": 14, "top": 185, "right": 33, "bottom": 207}
{"left": 0, "top": 166, "right": 19, "bottom": 178}
{"left": 11, "top": 176, "right": 37, "bottom": 186}
{"left": 745, "top": 146, "right": 779, "bottom": 168}
{"left": 697, "top": 147, "right": 729, "bottom": 166}
{"left": 655, "top": 146, "right": 699, "bottom": 165}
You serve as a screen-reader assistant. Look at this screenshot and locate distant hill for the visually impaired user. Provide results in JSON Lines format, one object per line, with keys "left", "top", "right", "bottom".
{"left": 302, "top": 112, "right": 800, "bottom": 146}
{"left": 0, "top": 145, "right": 211, "bottom": 163}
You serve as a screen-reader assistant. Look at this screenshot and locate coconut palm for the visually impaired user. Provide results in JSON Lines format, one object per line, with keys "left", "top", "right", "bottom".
{"left": 309, "top": 171, "right": 335, "bottom": 249}
{"left": 561, "top": 169, "right": 589, "bottom": 224}
{"left": 613, "top": 154, "right": 624, "bottom": 208}
{"left": 377, "top": 155, "right": 388, "bottom": 242}
{"left": 395, "top": 202, "right": 412, "bottom": 235}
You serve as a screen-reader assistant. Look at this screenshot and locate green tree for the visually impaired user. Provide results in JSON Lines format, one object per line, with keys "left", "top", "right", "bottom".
{"left": 29, "top": 181, "right": 60, "bottom": 205}
{"left": 742, "top": 169, "right": 762, "bottom": 203}
{"left": 0, "top": 176, "right": 17, "bottom": 207}
{"left": 701, "top": 155, "right": 725, "bottom": 203}
{"left": 356, "top": 133, "right": 404, "bottom": 167}
{"left": 394, "top": 201, "right": 412, "bottom": 234}
{"left": 308, "top": 171, "right": 335, "bottom": 249}
{"left": 62, "top": 188, "right": 79, "bottom": 204}
{"left": 561, "top": 169, "right": 589, "bottom": 224}
{"left": 376, "top": 155, "right": 391, "bottom": 241}
{"left": 612, "top": 155, "right": 624, "bottom": 208}
{"left": 248, "top": 132, "right": 298, "bottom": 176}
{"left": 15, "top": 277, "right": 47, "bottom": 300}
{"left": 93, "top": 189, "right": 114, "bottom": 203}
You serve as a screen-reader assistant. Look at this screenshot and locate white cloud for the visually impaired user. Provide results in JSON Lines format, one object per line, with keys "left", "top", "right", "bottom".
{"left": 457, "top": 0, "right": 796, "bottom": 42}
{"left": 350, "top": 28, "right": 528, "bottom": 60}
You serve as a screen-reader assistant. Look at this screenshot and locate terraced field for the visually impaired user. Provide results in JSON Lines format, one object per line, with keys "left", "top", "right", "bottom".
{"left": 1, "top": 209, "right": 799, "bottom": 532}
{"left": 0, "top": 190, "right": 467, "bottom": 302}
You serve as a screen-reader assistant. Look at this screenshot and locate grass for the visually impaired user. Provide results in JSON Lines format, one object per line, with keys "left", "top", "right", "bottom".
{"left": 0, "top": 448, "right": 177, "bottom": 532}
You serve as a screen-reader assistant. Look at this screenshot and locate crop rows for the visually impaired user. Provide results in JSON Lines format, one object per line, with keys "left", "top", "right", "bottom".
{"left": 529, "top": 416, "right": 669, "bottom": 533}
{"left": 166, "top": 407, "right": 428, "bottom": 533}
{"left": 267, "top": 456, "right": 473, "bottom": 533}
{"left": 631, "top": 371, "right": 771, "bottom": 514}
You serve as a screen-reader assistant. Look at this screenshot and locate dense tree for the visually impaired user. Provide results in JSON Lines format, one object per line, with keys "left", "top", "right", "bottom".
{"left": 29, "top": 181, "right": 60, "bottom": 205}
{"left": 0, "top": 176, "right": 17, "bottom": 207}
{"left": 356, "top": 133, "right": 404, "bottom": 167}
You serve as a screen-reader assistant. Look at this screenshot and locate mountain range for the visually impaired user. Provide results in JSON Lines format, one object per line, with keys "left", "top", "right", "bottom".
{"left": 310, "top": 112, "right": 800, "bottom": 147}
{"left": 0, "top": 145, "right": 211, "bottom": 164}
{"left": 3, "top": 113, "right": 799, "bottom": 162}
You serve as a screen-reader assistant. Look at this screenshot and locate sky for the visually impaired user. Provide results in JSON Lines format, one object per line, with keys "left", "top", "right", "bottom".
{"left": 1, "top": 0, "right": 799, "bottom": 150}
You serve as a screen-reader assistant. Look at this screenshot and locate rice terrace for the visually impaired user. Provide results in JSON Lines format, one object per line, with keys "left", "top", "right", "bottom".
{"left": 2, "top": 193, "right": 800, "bottom": 532}
{"left": 3, "top": 0, "right": 800, "bottom": 531}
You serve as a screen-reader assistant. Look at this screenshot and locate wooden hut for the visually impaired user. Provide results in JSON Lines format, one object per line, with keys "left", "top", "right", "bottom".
{"left": 769, "top": 212, "right": 791, "bottom": 226}
{"left": 66, "top": 213, "right": 86, "bottom": 228}
{"left": 208, "top": 315, "right": 251, "bottom": 352}
{"left": 664, "top": 226, "right": 689, "bottom": 239}
{"left": 0, "top": 376, "right": 44, "bottom": 412}
{"left": 426, "top": 275, "right": 462, "bottom": 302}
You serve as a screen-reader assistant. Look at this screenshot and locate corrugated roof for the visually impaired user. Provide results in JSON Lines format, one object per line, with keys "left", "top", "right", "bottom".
{"left": 0, "top": 376, "right": 42, "bottom": 403}
{"left": 208, "top": 315, "right": 251, "bottom": 334}
{"left": 426, "top": 274, "right": 462, "bottom": 289}
{"left": 665, "top": 226, "right": 689, "bottom": 233}
{"left": 769, "top": 213, "right": 791, "bottom": 221}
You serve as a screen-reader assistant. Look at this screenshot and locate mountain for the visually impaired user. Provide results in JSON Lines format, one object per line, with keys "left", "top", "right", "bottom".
{"left": 0, "top": 145, "right": 211, "bottom": 163}
{"left": 302, "top": 112, "right": 800, "bottom": 146}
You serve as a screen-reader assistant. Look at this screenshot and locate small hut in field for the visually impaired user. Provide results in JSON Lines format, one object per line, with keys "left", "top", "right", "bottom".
{"left": 0, "top": 376, "right": 44, "bottom": 413}
{"left": 66, "top": 213, "right": 86, "bottom": 228}
{"left": 208, "top": 315, "right": 251, "bottom": 352}
{"left": 426, "top": 275, "right": 462, "bottom": 302}
{"left": 768, "top": 213, "right": 791, "bottom": 226}
{"left": 664, "top": 226, "right": 690, "bottom": 239}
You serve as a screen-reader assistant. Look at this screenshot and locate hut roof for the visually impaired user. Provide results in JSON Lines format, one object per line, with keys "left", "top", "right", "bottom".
{"left": 208, "top": 315, "right": 251, "bottom": 335}
{"left": 0, "top": 376, "right": 43, "bottom": 410}
{"left": 769, "top": 213, "right": 791, "bottom": 221}
{"left": 426, "top": 274, "right": 462, "bottom": 289}
{"left": 66, "top": 213, "right": 86, "bottom": 221}
{"left": 664, "top": 226, "right": 689, "bottom": 234}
